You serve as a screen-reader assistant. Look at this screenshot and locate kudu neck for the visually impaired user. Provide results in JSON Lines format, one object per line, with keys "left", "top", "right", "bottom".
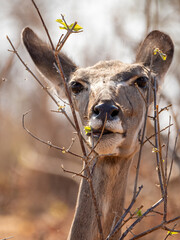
{"left": 68, "top": 155, "right": 132, "bottom": 240}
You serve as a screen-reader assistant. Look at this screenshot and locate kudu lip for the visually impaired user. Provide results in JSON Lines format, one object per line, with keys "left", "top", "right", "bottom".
{"left": 86, "top": 127, "right": 126, "bottom": 139}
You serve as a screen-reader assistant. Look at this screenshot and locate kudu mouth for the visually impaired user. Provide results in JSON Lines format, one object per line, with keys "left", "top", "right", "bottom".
{"left": 86, "top": 127, "right": 114, "bottom": 138}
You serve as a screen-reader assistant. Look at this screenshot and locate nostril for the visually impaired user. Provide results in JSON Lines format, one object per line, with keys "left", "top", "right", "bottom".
{"left": 92, "top": 103, "right": 119, "bottom": 121}
{"left": 93, "top": 105, "right": 100, "bottom": 116}
{"left": 111, "top": 108, "right": 119, "bottom": 118}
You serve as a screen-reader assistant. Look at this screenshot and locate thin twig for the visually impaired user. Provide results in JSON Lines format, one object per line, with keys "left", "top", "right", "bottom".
{"left": 22, "top": 111, "right": 82, "bottom": 158}
{"left": 56, "top": 22, "right": 78, "bottom": 53}
{"left": 156, "top": 104, "right": 166, "bottom": 190}
{"left": 167, "top": 132, "right": 179, "bottom": 185}
{"left": 31, "top": 0, "right": 55, "bottom": 50}
{"left": 66, "top": 137, "right": 76, "bottom": 152}
{"left": 61, "top": 164, "right": 88, "bottom": 179}
{"left": 153, "top": 77, "right": 164, "bottom": 196}
{"left": 143, "top": 123, "right": 173, "bottom": 145}
{"left": 120, "top": 205, "right": 144, "bottom": 229}
{"left": 164, "top": 116, "right": 171, "bottom": 222}
{"left": 120, "top": 198, "right": 163, "bottom": 240}
{"left": 6, "top": 36, "right": 59, "bottom": 107}
{"left": 163, "top": 225, "right": 180, "bottom": 233}
{"left": 158, "top": 104, "right": 172, "bottom": 115}
{"left": 106, "top": 185, "right": 143, "bottom": 240}
{"left": 132, "top": 58, "right": 152, "bottom": 202}
{"left": 53, "top": 23, "right": 104, "bottom": 239}
{"left": 87, "top": 114, "right": 107, "bottom": 156}
{"left": 61, "top": 14, "right": 70, "bottom": 30}
{"left": 134, "top": 83, "right": 147, "bottom": 106}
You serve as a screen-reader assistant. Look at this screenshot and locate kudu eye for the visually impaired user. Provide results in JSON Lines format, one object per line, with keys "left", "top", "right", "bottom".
{"left": 135, "top": 77, "right": 148, "bottom": 89}
{"left": 71, "top": 81, "right": 84, "bottom": 94}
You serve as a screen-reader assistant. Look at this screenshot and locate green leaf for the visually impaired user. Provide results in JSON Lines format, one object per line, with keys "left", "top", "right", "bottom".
{"left": 137, "top": 209, "right": 142, "bottom": 217}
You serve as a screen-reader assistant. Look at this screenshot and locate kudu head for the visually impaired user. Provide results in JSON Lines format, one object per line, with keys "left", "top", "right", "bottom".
{"left": 22, "top": 28, "right": 174, "bottom": 158}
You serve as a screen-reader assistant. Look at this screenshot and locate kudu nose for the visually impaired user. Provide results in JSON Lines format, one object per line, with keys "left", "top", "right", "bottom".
{"left": 93, "top": 102, "right": 120, "bottom": 121}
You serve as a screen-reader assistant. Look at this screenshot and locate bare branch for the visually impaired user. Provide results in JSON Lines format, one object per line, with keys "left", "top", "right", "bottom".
{"left": 167, "top": 131, "right": 179, "bottom": 185}
{"left": 153, "top": 77, "right": 164, "bottom": 195}
{"left": 61, "top": 164, "right": 88, "bottom": 179}
{"left": 53, "top": 24, "right": 104, "bottom": 239}
{"left": 31, "top": 0, "right": 55, "bottom": 50}
{"left": 106, "top": 185, "right": 143, "bottom": 239}
{"left": 6, "top": 36, "right": 59, "bottom": 107}
{"left": 143, "top": 123, "right": 173, "bottom": 145}
{"left": 120, "top": 198, "right": 163, "bottom": 240}
{"left": 22, "top": 111, "right": 82, "bottom": 159}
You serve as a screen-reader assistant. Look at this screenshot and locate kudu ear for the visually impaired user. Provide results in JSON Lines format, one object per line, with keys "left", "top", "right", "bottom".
{"left": 136, "top": 30, "right": 174, "bottom": 79}
{"left": 22, "top": 27, "right": 77, "bottom": 89}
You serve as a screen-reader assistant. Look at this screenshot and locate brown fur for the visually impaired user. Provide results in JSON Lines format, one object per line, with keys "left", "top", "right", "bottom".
{"left": 22, "top": 27, "right": 174, "bottom": 239}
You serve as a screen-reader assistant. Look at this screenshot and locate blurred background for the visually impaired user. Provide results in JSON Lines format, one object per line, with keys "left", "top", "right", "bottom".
{"left": 0, "top": 0, "right": 180, "bottom": 239}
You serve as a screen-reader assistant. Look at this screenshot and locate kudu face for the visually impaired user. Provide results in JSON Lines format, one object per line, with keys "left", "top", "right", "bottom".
{"left": 70, "top": 62, "right": 149, "bottom": 156}
{"left": 22, "top": 28, "right": 174, "bottom": 157}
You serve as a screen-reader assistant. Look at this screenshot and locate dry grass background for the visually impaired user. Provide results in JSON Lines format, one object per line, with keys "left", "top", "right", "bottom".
{"left": 0, "top": 0, "right": 180, "bottom": 239}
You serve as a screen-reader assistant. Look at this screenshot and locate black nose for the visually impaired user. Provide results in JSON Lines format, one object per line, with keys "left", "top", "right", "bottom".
{"left": 93, "top": 102, "right": 119, "bottom": 121}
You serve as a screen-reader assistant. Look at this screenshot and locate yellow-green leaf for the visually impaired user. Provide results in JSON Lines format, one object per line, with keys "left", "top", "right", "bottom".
{"left": 56, "top": 18, "right": 68, "bottom": 30}
{"left": 69, "top": 23, "right": 83, "bottom": 31}
{"left": 56, "top": 19, "right": 66, "bottom": 26}
{"left": 56, "top": 17, "right": 83, "bottom": 32}
{"left": 62, "top": 147, "right": 66, "bottom": 154}
{"left": 59, "top": 26, "right": 68, "bottom": 30}
{"left": 152, "top": 147, "right": 159, "bottom": 153}
{"left": 167, "top": 231, "right": 179, "bottom": 235}
{"left": 153, "top": 48, "right": 167, "bottom": 61}
{"left": 84, "top": 126, "right": 92, "bottom": 135}
{"left": 58, "top": 105, "right": 65, "bottom": 111}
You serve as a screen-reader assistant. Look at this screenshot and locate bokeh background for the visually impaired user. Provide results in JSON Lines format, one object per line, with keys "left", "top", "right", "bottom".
{"left": 0, "top": 0, "right": 180, "bottom": 239}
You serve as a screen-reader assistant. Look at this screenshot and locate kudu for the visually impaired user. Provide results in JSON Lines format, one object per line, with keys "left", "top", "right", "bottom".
{"left": 22, "top": 27, "right": 174, "bottom": 239}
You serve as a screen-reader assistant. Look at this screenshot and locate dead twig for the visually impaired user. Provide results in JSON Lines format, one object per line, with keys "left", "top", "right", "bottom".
{"left": 6, "top": 36, "right": 59, "bottom": 107}
{"left": 167, "top": 131, "right": 179, "bottom": 185}
{"left": 153, "top": 77, "right": 164, "bottom": 196}
{"left": 31, "top": 0, "right": 55, "bottom": 50}
{"left": 164, "top": 116, "right": 171, "bottom": 222}
{"left": 54, "top": 34, "right": 104, "bottom": 239}
{"left": 143, "top": 123, "right": 173, "bottom": 145}
{"left": 119, "top": 198, "right": 164, "bottom": 240}
{"left": 61, "top": 164, "right": 88, "bottom": 179}
{"left": 22, "top": 111, "right": 82, "bottom": 159}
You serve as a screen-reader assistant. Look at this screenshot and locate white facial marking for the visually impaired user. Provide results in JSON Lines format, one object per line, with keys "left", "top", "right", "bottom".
{"left": 89, "top": 118, "right": 124, "bottom": 133}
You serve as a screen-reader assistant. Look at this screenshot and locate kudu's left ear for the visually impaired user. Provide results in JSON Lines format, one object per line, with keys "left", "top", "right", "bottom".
{"left": 136, "top": 30, "right": 174, "bottom": 79}
{"left": 22, "top": 27, "right": 77, "bottom": 89}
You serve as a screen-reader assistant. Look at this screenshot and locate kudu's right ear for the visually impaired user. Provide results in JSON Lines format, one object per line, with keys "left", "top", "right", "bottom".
{"left": 22, "top": 27, "right": 77, "bottom": 88}
{"left": 136, "top": 30, "right": 174, "bottom": 79}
